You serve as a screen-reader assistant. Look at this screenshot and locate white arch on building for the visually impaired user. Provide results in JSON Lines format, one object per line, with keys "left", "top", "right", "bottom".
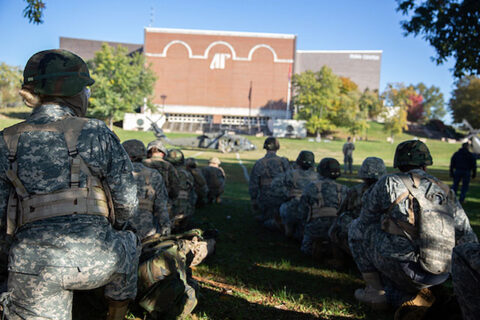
{"left": 203, "top": 41, "right": 237, "bottom": 59}
{"left": 248, "top": 44, "right": 278, "bottom": 61}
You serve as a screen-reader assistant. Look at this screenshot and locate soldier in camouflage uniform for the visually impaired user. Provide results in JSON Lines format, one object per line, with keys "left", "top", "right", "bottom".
{"left": 166, "top": 149, "right": 196, "bottom": 230}
{"left": 122, "top": 140, "right": 171, "bottom": 240}
{"left": 144, "top": 140, "right": 180, "bottom": 214}
{"left": 0, "top": 50, "right": 140, "bottom": 320}
{"left": 201, "top": 157, "right": 226, "bottom": 204}
{"left": 249, "top": 137, "right": 290, "bottom": 225}
{"left": 185, "top": 157, "right": 209, "bottom": 207}
{"left": 300, "top": 158, "right": 347, "bottom": 256}
{"left": 451, "top": 242, "right": 480, "bottom": 320}
{"left": 269, "top": 151, "right": 318, "bottom": 239}
{"left": 329, "top": 157, "right": 386, "bottom": 256}
{"left": 348, "top": 140, "right": 477, "bottom": 317}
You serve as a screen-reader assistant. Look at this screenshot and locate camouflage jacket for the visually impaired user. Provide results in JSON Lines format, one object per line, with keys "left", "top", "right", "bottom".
{"left": 201, "top": 165, "right": 225, "bottom": 193}
{"left": 269, "top": 168, "right": 319, "bottom": 206}
{"left": 0, "top": 104, "right": 137, "bottom": 273}
{"left": 143, "top": 156, "right": 180, "bottom": 200}
{"left": 187, "top": 167, "right": 209, "bottom": 201}
{"left": 337, "top": 182, "right": 371, "bottom": 218}
{"left": 355, "top": 169, "right": 478, "bottom": 261}
{"left": 249, "top": 152, "right": 290, "bottom": 201}
{"left": 300, "top": 177, "right": 348, "bottom": 219}
{"left": 131, "top": 162, "right": 170, "bottom": 233}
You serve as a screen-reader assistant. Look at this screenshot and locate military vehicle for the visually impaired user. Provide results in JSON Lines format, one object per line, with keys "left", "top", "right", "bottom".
{"left": 149, "top": 119, "right": 256, "bottom": 153}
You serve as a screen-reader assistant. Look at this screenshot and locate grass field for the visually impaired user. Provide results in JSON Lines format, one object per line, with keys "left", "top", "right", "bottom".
{"left": 0, "top": 108, "right": 478, "bottom": 319}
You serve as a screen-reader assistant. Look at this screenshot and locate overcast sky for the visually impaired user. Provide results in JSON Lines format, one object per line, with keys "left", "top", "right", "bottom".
{"left": 0, "top": 0, "right": 457, "bottom": 122}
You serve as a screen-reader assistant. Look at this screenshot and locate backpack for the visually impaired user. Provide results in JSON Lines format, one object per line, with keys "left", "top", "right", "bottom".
{"left": 384, "top": 172, "right": 456, "bottom": 275}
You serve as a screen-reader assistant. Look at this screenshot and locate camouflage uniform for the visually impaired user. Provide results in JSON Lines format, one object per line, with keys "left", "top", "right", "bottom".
{"left": 129, "top": 162, "right": 170, "bottom": 240}
{"left": 274, "top": 160, "right": 318, "bottom": 240}
{"left": 451, "top": 242, "right": 480, "bottom": 320}
{"left": 348, "top": 169, "right": 477, "bottom": 306}
{"left": 329, "top": 157, "right": 387, "bottom": 255}
{"left": 300, "top": 176, "right": 347, "bottom": 255}
{"left": 186, "top": 158, "right": 209, "bottom": 207}
{"left": 201, "top": 158, "right": 225, "bottom": 203}
{"left": 143, "top": 151, "right": 180, "bottom": 200}
{"left": 0, "top": 105, "right": 140, "bottom": 320}
{"left": 249, "top": 152, "right": 290, "bottom": 222}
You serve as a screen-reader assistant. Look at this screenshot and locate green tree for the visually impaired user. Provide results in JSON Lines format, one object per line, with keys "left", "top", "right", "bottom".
{"left": 415, "top": 83, "right": 445, "bottom": 119}
{"left": 23, "top": 0, "right": 46, "bottom": 24}
{"left": 450, "top": 76, "right": 480, "bottom": 128}
{"left": 396, "top": 0, "right": 480, "bottom": 77}
{"left": 0, "top": 63, "right": 23, "bottom": 108}
{"left": 359, "top": 88, "right": 384, "bottom": 119}
{"left": 381, "top": 83, "right": 411, "bottom": 140}
{"left": 292, "top": 67, "right": 342, "bottom": 137}
{"left": 88, "top": 44, "right": 157, "bottom": 128}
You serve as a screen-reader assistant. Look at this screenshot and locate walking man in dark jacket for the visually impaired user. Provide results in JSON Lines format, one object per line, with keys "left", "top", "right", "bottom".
{"left": 450, "top": 142, "right": 477, "bottom": 203}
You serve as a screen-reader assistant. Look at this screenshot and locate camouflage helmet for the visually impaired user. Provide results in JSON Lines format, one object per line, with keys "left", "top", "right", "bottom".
{"left": 165, "top": 148, "right": 185, "bottom": 166}
{"left": 296, "top": 150, "right": 315, "bottom": 169}
{"left": 209, "top": 157, "right": 221, "bottom": 165}
{"left": 122, "top": 139, "right": 146, "bottom": 161}
{"left": 263, "top": 137, "right": 280, "bottom": 151}
{"left": 358, "top": 157, "right": 387, "bottom": 179}
{"left": 393, "top": 140, "right": 433, "bottom": 168}
{"left": 317, "top": 158, "right": 341, "bottom": 179}
{"left": 185, "top": 157, "right": 197, "bottom": 169}
{"left": 23, "top": 49, "right": 94, "bottom": 97}
{"left": 147, "top": 140, "right": 168, "bottom": 155}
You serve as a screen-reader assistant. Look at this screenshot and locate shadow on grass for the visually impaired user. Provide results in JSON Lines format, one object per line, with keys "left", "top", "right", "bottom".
{"left": 194, "top": 285, "right": 355, "bottom": 320}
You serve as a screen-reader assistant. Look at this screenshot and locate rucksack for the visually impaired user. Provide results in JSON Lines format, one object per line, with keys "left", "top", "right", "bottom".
{"left": 384, "top": 172, "right": 456, "bottom": 275}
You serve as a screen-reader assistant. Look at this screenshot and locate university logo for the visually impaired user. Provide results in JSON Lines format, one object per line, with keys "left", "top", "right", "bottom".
{"left": 210, "top": 53, "right": 231, "bottom": 70}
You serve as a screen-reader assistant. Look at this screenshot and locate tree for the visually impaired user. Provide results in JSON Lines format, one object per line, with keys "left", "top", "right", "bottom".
{"left": 23, "top": 0, "right": 46, "bottom": 24}
{"left": 396, "top": 0, "right": 480, "bottom": 77}
{"left": 450, "top": 76, "right": 480, "bottom": 128}
{"left": 406, "top": 93, "right": 424, "bottom": 122}
{"left": 0, "top": 63, "right": 23, "bottom": 108}
{"left": 381, "top": 83, "right": 411, "bottom": 140}
{"left": 292, "top": 67, "right": 342, "bottom": 137}
{"left": 88, "top": 44, "right": 157, "bottom": 128}
{"left": 359, "top": 88, "right": 384, "bottom": 119}
{"left": 415, "top": 83, "right": 445, "bottom": 119}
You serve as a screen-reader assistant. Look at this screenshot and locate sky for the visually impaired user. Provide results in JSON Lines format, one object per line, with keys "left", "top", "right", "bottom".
{"left": 0, "top": 0, "right": 457, "bottom": 122}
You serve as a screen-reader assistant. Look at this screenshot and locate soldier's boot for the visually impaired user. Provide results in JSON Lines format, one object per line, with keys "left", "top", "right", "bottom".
{"left": 393, "top": 288, "right": 435, "bottom": 320}
{"left": 354, "top": 272, "right": 388, "bottom": 310}
{"left": 106, "top": 298, "right": 131, "bottom": 320}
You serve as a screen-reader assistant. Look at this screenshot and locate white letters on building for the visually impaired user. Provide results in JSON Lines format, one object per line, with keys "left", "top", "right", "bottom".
{"left": 210, "top": 53, "right": 231, "bottom": 69}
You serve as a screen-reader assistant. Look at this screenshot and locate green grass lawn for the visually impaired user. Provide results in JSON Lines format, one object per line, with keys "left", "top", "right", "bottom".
{"left": 0, "top": 110, "right": 477, "bottom": 319}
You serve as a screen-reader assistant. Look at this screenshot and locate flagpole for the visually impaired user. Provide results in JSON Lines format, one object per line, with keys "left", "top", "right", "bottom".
{"left": 285, "top": 64, "right": 292, "bottom": 119}
{"left": 248, "top": 80, "right": 252, "bottom": 134}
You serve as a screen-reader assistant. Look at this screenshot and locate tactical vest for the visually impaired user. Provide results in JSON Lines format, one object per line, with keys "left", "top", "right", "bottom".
{"left": 3, "top": 117, "right": 114, "bottom": 235}
{"left": 258, "top": 156, "right": 286, "bottom": 187}
{"left": 176, "top": 168, "right": 193, "bottom": 200}
{"left": 133, "top": 167, "right": 156, "bottom": 212}
{"left": 381, "top": 172, "right": 456, "bottom": 275}
{"left": 308, "top": 180, "right": 343, "bottom": 220}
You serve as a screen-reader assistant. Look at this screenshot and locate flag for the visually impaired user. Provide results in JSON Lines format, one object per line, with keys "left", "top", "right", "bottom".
{"left": 248, "top": 80, "right": 252, "bottom": 102}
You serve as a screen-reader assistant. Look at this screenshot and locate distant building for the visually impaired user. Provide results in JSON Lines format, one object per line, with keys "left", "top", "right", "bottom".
{"left": 59, "top": 37, "right": 143, "bottom": 61}
{"left": 295, "top": 50, "right": 382, "bottom": 92}
{"left": 60, "top": 29, "right": 382, "bottom": 132}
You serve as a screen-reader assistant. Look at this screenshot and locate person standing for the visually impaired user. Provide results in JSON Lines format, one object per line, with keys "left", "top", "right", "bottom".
{"left": 0, "top": 49, "right": 140, "bottom": 320}
{"left": 450, "top": 142, "right": 477, "bottom": 203}
{"left": 342, "top": 136, "right": 355, "bottom": 174}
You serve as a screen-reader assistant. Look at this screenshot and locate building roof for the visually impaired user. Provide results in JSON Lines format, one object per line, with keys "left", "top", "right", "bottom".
{"left": 59, "top": 37, "right": 143, "bottom": 61}
{"left": 145, "top": 27, "right": 296, "bottom": 39}
{"left": 295, "top": 50, "right": 382, "bottom": 91}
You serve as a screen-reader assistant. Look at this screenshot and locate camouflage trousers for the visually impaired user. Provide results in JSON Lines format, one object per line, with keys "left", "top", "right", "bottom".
{"left": 1, "top": 219, "right": 141, "bottom": 320}
{"left": 328, "top": 212, "right": 357, "bottom": 255}
{"left": 452, "top": 242, "right": 480, "bottom": 320}
{"left": 279, "top": 199, "right": 305, "bottom": 241}
{"left": 301, "top": 216, "right": 336, "bottom": 255}
{"left": 348, "top": 218, "right": 449, "bottom": 306}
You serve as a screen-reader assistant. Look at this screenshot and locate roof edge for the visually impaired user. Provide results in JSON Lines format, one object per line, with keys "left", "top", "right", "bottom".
{"left": 145, "top": 27, "right": 296, "bottom": 39}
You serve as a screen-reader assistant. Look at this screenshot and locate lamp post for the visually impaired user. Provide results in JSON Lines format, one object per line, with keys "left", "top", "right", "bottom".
{"left": 160, "top": 94, "right": 167, "bottom": 114}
